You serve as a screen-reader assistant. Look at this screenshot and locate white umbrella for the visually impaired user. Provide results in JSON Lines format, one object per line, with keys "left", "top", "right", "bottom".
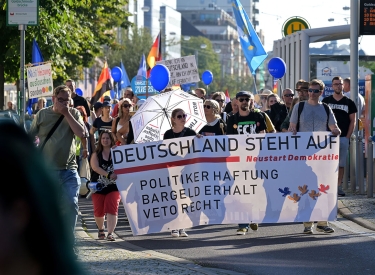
{"left": 130, "top": 89, "right": 207, "bottom": 143}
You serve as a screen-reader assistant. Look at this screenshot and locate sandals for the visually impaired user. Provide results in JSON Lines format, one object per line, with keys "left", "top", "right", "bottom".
{"left": 107, "top": 233, "right": 116, "bottom": 241}
{"left": 98, "top": 229, "right": 105, "bottom": 240}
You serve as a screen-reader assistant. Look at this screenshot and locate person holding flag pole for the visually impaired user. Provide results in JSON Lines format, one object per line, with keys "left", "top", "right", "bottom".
{"left": 231, "top": 0, "right": 268, "bottom": 235}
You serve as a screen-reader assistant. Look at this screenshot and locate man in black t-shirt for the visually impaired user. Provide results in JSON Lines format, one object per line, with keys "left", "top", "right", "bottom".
{"left": 66, "top": 79, "right": 90, "bottom": 117}
{"left": 226, "top": 91, "right": 266, "bottom": 235}
{"left": 322, "top": 76, "right": 357, "bottom": 197}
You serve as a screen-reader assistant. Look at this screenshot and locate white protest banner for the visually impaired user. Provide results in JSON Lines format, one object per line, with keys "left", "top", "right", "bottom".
{"left": 112, "top": 132, "right": 339, "bottom": 236}
{"left": 26, "top": 63, "right": 53, "bottom": 98}
{"left": 156, "top": 55, "right": 200, "bottom": 86}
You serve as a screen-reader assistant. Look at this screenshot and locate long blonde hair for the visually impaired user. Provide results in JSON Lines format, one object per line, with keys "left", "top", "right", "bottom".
{"left": 118, "top": 98, "right": 132, "bottom": 118}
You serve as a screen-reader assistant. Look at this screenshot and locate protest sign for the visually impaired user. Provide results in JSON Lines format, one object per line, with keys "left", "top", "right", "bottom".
{"left": 112, "top": 132, "right": 339, "bottom": 236}
{"left": 131, "top": 76, "right": 159, "bottom": 99}
{"left": 26, "top": 63, "right": 53, "bottom": 98}
{"left": 156, "top": 55, "right": 200, "bottom": 86}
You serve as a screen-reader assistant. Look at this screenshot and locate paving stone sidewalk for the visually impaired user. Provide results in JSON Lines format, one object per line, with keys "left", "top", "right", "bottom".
{"left": 76, "top": 192, "right": 375, "bottom": 275}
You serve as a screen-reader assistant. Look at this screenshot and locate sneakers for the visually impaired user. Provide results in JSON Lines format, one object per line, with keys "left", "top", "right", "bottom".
{"left": 236, "top": 228, "right": 248, "bottom": 235}
{"left": 338, "top": 186, "right": 346, "bottom": 197}
{"left": 179, "top": 229, "right": 188, "bottom": 237}
{"left": 303, "top": 227, "right": 313, "bottom": 234}
{"left": 171, "top": 229, "right": 179, "bottom": 237}
{"left": 171, "top": 229, "right": 188, "bottom": 237}
{"left": 316, "top": 226, "right": 335, "bottom": 233}
{"left": 249, "top": 223, "right": 258, "bottom": 231}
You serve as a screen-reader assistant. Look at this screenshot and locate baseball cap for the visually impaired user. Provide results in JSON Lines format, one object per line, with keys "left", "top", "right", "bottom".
{"left": 102, "top": 101, "right": 111, "bottom": 107}
{"left": 93, "top": 102, "right": 103, "bottom": 111}
{"left": 103, "top": 95, "right": 111, "bottom": 102}
{"left": 236, "top": 91, "right": 251, "bottom": 98}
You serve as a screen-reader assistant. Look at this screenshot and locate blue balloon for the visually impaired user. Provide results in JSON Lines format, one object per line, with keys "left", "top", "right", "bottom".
{"left": 150, "top": 64, "right": 170, "bottom": 91}
{"left": 267, "top": 57, "right": 286, "bottom": 79}
{"left": 111, "top": 66, "right": 123, "bottom": 82}
{"left": 75, "top": 88, "right": 83, "bottom": 96}
{"left": 202, "top": 70, "right": 213, "bottom": 85}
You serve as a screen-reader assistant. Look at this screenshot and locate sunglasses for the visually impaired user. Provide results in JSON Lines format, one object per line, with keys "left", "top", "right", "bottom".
{"left": 216, "top": 99, "right": 224, "bottom": 103}
{"left": 283, "top": 94, "right": 294, "bottom": 98}
{"left": 238, "top": 98, "right": 250, "bottom": 102}
{"left": 122, "top": 104, "right": 131, "bottom": 108}
{"left": 203, "top": 105, "right": 211, "bottom": 109}
{"left": 308, "top": 89, "right": 321, "bottom": 93}
{"left": 176, "top": 114, "right": 187, "bottom": 119}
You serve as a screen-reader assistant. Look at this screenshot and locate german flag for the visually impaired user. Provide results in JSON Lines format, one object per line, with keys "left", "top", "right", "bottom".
{"left": 147, "top": 31, "right": 162, "bottom": 77}
{"left": 90, "top": 61, "right": 112, "bottom": 105}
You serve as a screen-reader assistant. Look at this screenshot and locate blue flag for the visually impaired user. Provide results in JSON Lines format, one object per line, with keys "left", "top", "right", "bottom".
{"left": 119, "top": 61, "right": 131, "bottom": 97}
{"left": 32, "top": 38, "right": 44, "bottom": 64}
{"left": 28, "top": 39, "right": 44, "bottom": 115}
{"left": 137, "top": 54, "right": 147, "bottom": 79}
{"left": 231, "top": 0, "right": 268, "bottom": 75}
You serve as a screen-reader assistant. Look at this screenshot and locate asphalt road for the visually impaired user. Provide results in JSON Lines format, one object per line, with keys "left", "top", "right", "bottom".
{"left": 79, "top": 199, "right": 375, "bottom": 275}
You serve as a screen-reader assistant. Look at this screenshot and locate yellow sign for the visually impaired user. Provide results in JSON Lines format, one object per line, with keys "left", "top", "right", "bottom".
{"left": 282, "top": 17, "right": 310, "bottom": 37}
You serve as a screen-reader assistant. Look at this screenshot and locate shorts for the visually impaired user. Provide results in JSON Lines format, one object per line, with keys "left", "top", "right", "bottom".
{"left": 92, "top": 191, "right": 121, "bottom": 217}
{"left": 339, "top": 137, "right": 350, "bottom": 167}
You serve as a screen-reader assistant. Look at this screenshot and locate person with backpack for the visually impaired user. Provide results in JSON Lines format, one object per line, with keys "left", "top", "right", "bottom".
{"left": 322, "top": 76, "right": 357, "bottom": 197}
{"left": 288, "top": 79, "right": 341, "bottom": 235}
{"left": 226, "top": 91, "right": 267, "bottom": 235}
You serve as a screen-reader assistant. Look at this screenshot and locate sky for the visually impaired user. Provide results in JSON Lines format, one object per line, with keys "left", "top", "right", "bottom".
{"left": 257, "top": 0, "right": 375, "bottom": 55}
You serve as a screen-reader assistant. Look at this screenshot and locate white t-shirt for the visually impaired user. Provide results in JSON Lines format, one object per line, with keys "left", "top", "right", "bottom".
{"left": 344, "top": 91, "right": 365, "bottom": 116}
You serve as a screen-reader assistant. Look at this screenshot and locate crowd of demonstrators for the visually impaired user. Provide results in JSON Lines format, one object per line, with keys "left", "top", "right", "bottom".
{"left": 194, "top": 87, "right": 206, "bottom": 101}
{"left": 227, "top": 97, "right": 239, "bottom": 116}
{"left": 112, "top": 98, "right": 132, "bottom": 146}
{"left": 66, "top": 79, "right": 91, "bottom": 117}
{"left": 211, "top": 91, "right": 227, "bottom": 121}
{"left": 90, "top": 130, "right": 120, "bottom": 241}
{"left": 163, "top": 108, "right": 202, "bottom": 238}
{"left": 343, "top": 77, "right": 365, "bottom": 118}
{"left": 199, "top": 99, "right": 227, "bottom": 136}
{"left": 227, "top": 91, "right": 267, "bottom": 235}
{"left": 280, "top": 80, "right": 309, "bottom": 132}
{"left": 90, "top": 101, "right": 113, "bottom": 138}
{"left": 268, "top": 90, "right": 290, "bottom": 132}
{"left": 29, "top": 85, "right": 88, "bottom": 256}
{"left": 288, "top": 79, "right": 341, "bottom": 234}
{"left": 322, "top": 76, "right": 357, "bottom": 197}
{"left": 1, "top": 121, "right": 83, "bottom": 275}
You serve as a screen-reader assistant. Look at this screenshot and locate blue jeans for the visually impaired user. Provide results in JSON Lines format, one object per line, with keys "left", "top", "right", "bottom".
{"left": 54, "top": 169, "right": 81, "bottom": 235}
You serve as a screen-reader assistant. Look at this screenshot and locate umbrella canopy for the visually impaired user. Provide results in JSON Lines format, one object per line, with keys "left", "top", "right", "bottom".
{"left": 130, "top": 89, "right": 206, "bottom": 143}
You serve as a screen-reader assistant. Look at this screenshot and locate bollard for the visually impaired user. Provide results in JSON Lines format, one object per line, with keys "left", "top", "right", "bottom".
{"left": 343, "top": 149, "right": 349, "bottom": 190}
{"left": 357, "top": 135, "right": 365, "bottom": 194}
{"left": 367, "top": 137, "right": 374, "bottom": 198}
{"left": 350, "top": 135, "right": 357, "bottom": 193}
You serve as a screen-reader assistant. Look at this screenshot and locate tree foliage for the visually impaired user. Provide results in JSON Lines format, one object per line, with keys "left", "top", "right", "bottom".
{"left": 181, "top": 36, "right": 221, "bottom": 94}
{"left": 0, "top": 0, "right": 132, "bottom": 108}
{"left": 107, "top": 26, "right": 154, "bottom": 80}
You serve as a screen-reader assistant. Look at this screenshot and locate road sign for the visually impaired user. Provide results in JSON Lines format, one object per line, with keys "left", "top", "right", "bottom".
{"left": 360, "top": 0, "right": 375, "bottom": 35}
{"left": 282, "top": 17, "right": 310, "bottom": 37}
{"left": 7, "top": 0, "right": 39, "bottom": 26}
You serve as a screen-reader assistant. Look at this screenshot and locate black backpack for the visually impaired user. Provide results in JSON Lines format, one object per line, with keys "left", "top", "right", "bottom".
{"left": 269, "top": 102, "right": 288, "bottom": 132}
{"left": 296, "top": 102, "right": 330, "bottom": 131}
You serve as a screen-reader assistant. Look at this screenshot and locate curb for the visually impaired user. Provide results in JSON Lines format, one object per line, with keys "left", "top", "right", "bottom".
{"left": 337, "top": 200, "right": 375, "bottom": 231}
{"left": 78, "top": 212, "right": 246, "bottom": 275}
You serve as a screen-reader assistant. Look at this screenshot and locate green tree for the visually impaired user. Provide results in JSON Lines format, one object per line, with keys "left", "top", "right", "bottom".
{"left": 0, "top": 0, "right": 132, "bottom": 108}
{"left": 107, "top": 26, "right": 153, "bottom": 81}
{"left": 181, "top": 36, "right": 221, "bottom": 94}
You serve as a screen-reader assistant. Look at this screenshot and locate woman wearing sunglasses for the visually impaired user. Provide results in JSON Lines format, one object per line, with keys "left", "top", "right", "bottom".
{"left": 163, "top": 108, "right": 198, "bottom": 237}
{"left": 112, "top": 98, "right": 133, "bottom": 146}
{"left": 199, "top": 99, "right": 227, "bottom": 136}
